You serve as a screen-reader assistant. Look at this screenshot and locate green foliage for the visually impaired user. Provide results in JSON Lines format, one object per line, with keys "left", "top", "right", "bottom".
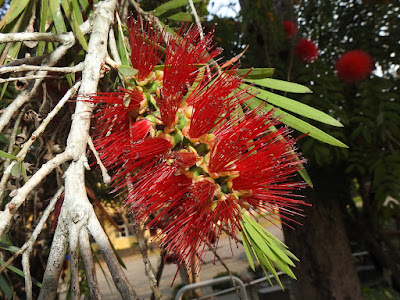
{"left": 241, "top": 213, "right": 298, "bottom": 288}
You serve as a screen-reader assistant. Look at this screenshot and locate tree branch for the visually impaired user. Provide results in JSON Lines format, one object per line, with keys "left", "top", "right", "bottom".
{"left": 0, "top": 187, "right": 64, "bottom": 275}
{"left": 0, "top": 151, "right": 72, "bottom": 237}
{"left": 0, "top": 62, "right": 84, "bottom": 75}
{"left": 133, "top": 223, "right": 163, "bottom": 300}
{"left": 0, "top": 32, "right": 71, "bottom": 44}
{"left": 79, "top": 227, "right": 103, "bottom": 299}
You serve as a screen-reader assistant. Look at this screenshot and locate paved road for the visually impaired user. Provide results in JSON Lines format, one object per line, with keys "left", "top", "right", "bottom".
{"left": 95, "top": 224, "right": 284, "bottom": 300}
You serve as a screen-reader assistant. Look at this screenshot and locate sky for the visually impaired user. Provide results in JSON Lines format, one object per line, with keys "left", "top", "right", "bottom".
{"left": 207, "top": 0, "right": 240, "bottom": 18}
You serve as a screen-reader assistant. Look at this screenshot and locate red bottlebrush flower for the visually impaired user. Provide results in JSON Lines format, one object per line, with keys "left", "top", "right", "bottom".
{"left": 87, "top": 19, "right": 307, "bottom": 278}
{"left": 335, "top": 50, "right": 374, "bottom": 83}
{"left": 186, "top": 69, "right": 254, "bottom": 139}
{"left": 157, "top": 26, "right": 221, "bottom": 126}
{"left": 128, "top": 17, "right": 164, "bottom": 82}
{"left": 283, "top": 21, "right": 298, "bottom": 37}
{"left": 295, "top": 38, "right": 318, "bottom": 63}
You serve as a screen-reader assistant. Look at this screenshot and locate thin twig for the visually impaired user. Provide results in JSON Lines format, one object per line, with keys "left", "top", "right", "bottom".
{"left": 88, "top": 136, "right": 111, "bottom": 184}
{"left": 208, "top": 245, "right": 242, "bottom": 300}
{"left": 0, "top": 151, "right": 72, "bottom": 237}
{"left": 0, "top": 62, "right": 84, "bottom": 75}
{"left": 21, "top": 187, "right": 64, "bottom": 300}
{"left": 0, "top": 187, "right": 64, "bottom": 275}
{"left": 188, "top": 0, "right": 204, "bottom": 39}
{"left": 109, "top": 28, "right": 122, "bottom": 65}
{"left": 0, "top": 81, "right": 81, "bottom": 201}
{"left": 0, "top": 74, "right": 60, "bottom": 83}
{"left": 133, "top": 222, "right": 163, "bottom": 300}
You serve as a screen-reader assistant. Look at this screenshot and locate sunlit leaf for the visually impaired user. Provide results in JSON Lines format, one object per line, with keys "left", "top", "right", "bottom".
{"left": 246, "top": 99, "right": 348, "bottom": 147}
{"left": 0, "top": 150, "right": 17, "bottom": 160}
{"left": 246, "top": 78, "right": 312, "bottom": 93}
{"left": 154, "top": 0, "right": 202, "bottom": 17}
{"left": 117, "top": 65, "right": 138, "bottom": 78}
{"left": 238, "top": 68, "right": 275, "bottom": 79}
{"left": 0, "top": 0, "right": 31, "bottom": 29}
{"left": 167, "top": 12, "right": 192, "bottom": 21}
{"left": 241, "top": 231, "right": 255, "bottom": 271}
{"left": 243, "top": 84, "right": 343, "bottom": 127}
{"left": 49, "top": 0, "right": 67, "bottom": 34}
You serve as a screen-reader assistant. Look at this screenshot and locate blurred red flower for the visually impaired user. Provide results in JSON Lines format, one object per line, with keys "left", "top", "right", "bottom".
{"left": 283, "top": 21, "right": 298, "bottom": 37}
{"left": 335, "top": 50, "right": 374, "bottom": 83}
{"left": 295, "top": 38, "right": 318, "bottom": 63}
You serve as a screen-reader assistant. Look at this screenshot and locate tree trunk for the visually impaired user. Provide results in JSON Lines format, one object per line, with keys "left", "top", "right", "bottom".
{"left": 283, "top": 168, "right": 363, "bottom": 300}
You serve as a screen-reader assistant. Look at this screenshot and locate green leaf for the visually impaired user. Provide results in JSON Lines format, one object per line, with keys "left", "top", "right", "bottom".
{"left": 243, "top": 84, "right": 343, "bottom": 127}
{"left": 247, "top": 100, "right": 348, "bottom": 147}
{"left": 154, "top": 0, "right": 203, "bottom": 17}
{"left": 70, "top": 0, "right": 88, "bottom": 51}
{"left": 0, "top": 242, "right": 20, "bottom": 253}
{"left": 0, "top": 82, "right": 9, "bottom": 102}
{"left": 0, "top": 259, "right": 42, "bottom": 288}
{"left": 0, "top": 150, "right": 17, "bottom": 160}
{"left": 246, "top": 78, "right": 312, "bottom": 94}
{"left": 117, "top": 65, "right": 138, "bottom": 78}
{"left": 37, "top": 0, "right": 49, "bottom": 56}
{"left": 0, "top": 274, "right": 13, "bottom": 300}
{"left": 237, "top": 68, "right": 275, "bottom": 79}
{"left": 241, "top": 231, "right": 255, "bottom": 271}
{"left": 116, "top": 15, "right": 129, "bottom": 66}
{"left": 298, "top": 167, "right": 313, "bottom": 188}
{"left": 49, "top": 0, "right": 67, "bottom": 34}
{"left": 20, "top": 162, "right": 28, "bottom": 182}
{"left": 0, "top": 0, "right": 31, "bottom": 29}
{"left": 167, "top": 12, "right": 192, "bottom": 21}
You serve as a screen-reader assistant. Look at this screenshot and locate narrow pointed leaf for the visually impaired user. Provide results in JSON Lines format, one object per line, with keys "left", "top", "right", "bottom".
{"left": 246, "top": 78, "right": 312, "bottom": 93}
{"left": 0, "top": 259, "right": 42, "bottom": 288}
{"left": 0, "top": 150, "right": 17, "bottom": 160}
{"left": 247, "top": 100, "right": 348, "bottom": 147}
{"left": 167, "top": 12, "right": 192, "bottom": 21}
{"left": 37, "top": 0, "right": 49, "bottom": 56}
{"left": 154, "top": 0, "right": 202, "bottom": 17}
{"left": 241, "top": 231, "right": 255, "bottom": 271}
{"left": 49, "top": 0, "right": 67, "bottom": 34}
{"left": 0, "top": 0, "right": 31, "bottom": 29}
{"left": 238, "top": 68, "right": 274, "bottom": 79}
{"left": 299, "top": 167, "right": 313, "bottom": 187}
{"left": 243, "top": 84, "right": 343, "bottom": 127}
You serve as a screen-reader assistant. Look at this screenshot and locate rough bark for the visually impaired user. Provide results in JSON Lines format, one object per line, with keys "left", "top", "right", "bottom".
{"left": 283, "top": 168, "right": 363, "bottom": 300}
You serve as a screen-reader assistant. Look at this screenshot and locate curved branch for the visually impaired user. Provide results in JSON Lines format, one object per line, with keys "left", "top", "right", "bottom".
{"left": 0, "top": 151, "right": 72, "bottom": 236}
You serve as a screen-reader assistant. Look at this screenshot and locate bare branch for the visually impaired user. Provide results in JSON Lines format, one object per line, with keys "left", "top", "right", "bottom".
{"left": 21, "top": 187, "right": 64, "bottom": 299}
{"left": 0, "top": 17, "right": 92, "bottom": 134}
{"left": 79, "top": 228, "right": 103, "bottom": 299}
{"left": 0, "top": 187, "right": 64, "bottom": 275}
{"left": 88, "top": 212, "right": 142, "bottom": 300}
{"left": 88, "top": 136, "right": 111, "bottom": 184}
{"left": 69, "top": 218, "right": 83, "bottom": 299}
{"left": 134, "top": 223, "right": 163, "bottom": 300}
{"left": 0, "top": 74, "right": 60, "bottom": 83}
{"left": 38, "top": 219, "right": 69, "bottom": 300}
{"left": 0, "top": 151, "right": 72, "bottom": 237}
{"left": 188, "top": 0, "right": 204, "bottom": 39}
{"left": 109, "top": 28, "right": 122, "bottom": 65}
{"left": 0, "top": 32, "right": 74, "bottom": 44}
{"left": 0, "top": 62, "right": 84, "bottom": 75}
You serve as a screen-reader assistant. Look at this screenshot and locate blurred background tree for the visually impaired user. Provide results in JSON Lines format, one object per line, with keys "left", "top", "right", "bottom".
{"left": 205, "top": 0, "right": 400, "bottom": 299}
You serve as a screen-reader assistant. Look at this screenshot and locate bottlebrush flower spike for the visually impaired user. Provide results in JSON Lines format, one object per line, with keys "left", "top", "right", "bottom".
{"left": 186, "top": 68, "right": 254, "bottom": 139}
{"left": 87, "top": 18, "right": 308, "bottom": 280}
{"left": 335, "top": 50, "right": 374, "bottom": 83}
{"left": 295, "top": 38, "right": 318, "bottom": 63}
{"left": 128, "top": 17, "right": 164, "bottom": 82}
{"left": 157, "top": 25, "right": 222, "bottom": 126}
{"left": 283, "top": 21, "right": 298, "bottom": 37}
